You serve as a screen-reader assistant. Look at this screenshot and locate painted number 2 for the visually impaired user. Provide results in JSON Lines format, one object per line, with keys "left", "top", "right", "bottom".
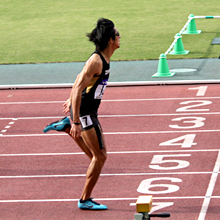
{"left": 176, "top": 100, "right": 212, "bottom": 112}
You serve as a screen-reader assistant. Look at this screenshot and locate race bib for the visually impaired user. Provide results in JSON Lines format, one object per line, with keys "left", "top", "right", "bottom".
{"left": 94, "top": 79, "right": 108, "bottom": 99}
{"left": 80, "top": 115, "right": 93, "bottom": 128}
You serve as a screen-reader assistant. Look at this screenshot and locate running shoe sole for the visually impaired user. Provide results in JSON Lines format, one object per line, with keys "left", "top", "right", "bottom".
{"left": 78, "top": 198, "right": 107, "bottom": 210}
{"left": 43, "top": 117, "right": 71, "bottom": 133}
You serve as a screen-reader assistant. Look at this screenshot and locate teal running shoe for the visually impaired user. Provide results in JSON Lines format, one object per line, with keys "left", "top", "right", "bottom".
{"left": 78, "top": 198, "right": 107, "bottom": 210}
{"left": 43, "top": 117, "right": 71, "bottom": 133}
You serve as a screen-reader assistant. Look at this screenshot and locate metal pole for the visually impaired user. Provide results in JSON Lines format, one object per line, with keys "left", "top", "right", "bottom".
{"left": 194, "top": 16, "right": 220, "bottom": 19}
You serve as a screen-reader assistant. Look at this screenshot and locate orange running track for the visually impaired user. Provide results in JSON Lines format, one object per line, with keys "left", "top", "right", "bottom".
{"left": 0, "top": 84, "right": 220, "bottom": 220}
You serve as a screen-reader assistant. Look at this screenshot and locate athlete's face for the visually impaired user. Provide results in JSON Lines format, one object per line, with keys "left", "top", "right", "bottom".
{"left": 113, "top": 27, "right": 121, "bottom": 49}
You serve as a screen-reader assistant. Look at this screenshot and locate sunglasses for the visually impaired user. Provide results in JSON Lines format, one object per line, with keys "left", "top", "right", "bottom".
{"left": 115, "top": 31, "right": 120, "bottom": 36}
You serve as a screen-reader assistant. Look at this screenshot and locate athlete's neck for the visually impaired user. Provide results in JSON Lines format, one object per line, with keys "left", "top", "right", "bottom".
{"left": 99, "top": 50, "right": 111, "bottom": 64}
{"left": 100, "top": 45, "right": 117, "bottom": 63}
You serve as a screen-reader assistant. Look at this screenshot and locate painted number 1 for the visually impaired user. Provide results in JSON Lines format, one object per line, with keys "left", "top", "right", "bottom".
{"left": 188, "top": 86, "right": 207, "bottom": 96}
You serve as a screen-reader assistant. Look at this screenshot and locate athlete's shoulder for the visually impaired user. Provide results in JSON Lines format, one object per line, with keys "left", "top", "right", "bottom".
{"left": 89, "top": 53, "right": 103, "bottom": 65}
{"left": 87, "top": 52, "right": 102, "bottom": 67}
{"left": 84, "top": 53, "right": 102, "bottom": 76}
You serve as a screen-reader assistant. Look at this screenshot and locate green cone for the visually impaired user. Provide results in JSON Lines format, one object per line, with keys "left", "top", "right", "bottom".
{"left": 152, "top": 54, "right": 175, "bottom": 77}
{"left": 169, "top": 33, "right": 189, "bottom": 55}
{"left": 183, "top": 14, "right": 201, "bottom": 34}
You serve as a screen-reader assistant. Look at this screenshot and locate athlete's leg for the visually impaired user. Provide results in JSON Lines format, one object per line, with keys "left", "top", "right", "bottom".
{"left": 66, "top": 107, "right": 93, "bottom": 159}
{"left": 64, "top": 127, "right": 93, "bottom": 159}
{"left": 80, "top": 125, "right": 107, "bottom": 201}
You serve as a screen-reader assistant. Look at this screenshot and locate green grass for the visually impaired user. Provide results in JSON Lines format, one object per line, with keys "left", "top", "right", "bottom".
{"left": 0, "top": 0, "right": 220, "bottom": 64}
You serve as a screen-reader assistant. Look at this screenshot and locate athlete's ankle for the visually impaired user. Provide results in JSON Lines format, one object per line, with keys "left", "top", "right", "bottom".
{"left": 80, "top": 198, "right": 90, "bottom": 203}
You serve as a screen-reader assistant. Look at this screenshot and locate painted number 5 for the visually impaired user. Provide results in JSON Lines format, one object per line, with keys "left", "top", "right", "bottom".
{"left": 149, "top": 154, "right": 191, "bottom": 170}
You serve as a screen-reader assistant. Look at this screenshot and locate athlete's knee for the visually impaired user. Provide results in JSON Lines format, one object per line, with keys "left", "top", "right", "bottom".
{"left": 95, "top": 152, "right": 107, "bottom": 167}
{"left": 101, "top": 152, "right": 107, "bottom": 164}
{"left": 99, "top": 151, "right": 107, "bottom": 163}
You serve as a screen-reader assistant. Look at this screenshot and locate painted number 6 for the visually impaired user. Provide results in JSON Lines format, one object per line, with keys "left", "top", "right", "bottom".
{"left": 137, "top": 177, "right": 182, "bottom": 194}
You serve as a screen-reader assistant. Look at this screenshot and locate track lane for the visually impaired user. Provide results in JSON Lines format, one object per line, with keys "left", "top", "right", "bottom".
{"left": 1, "top": 84, "right": 220, "bottom": 219}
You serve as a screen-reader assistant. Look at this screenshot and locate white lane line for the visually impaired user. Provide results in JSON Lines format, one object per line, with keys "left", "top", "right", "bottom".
{"left": 1, "top": 96, "right": 220, "bottom": 105}
{"left": 0, "top": 116, "right": 63, "bottom": 120}
{"left": 2, "top": 129, "right": 220, "bottom": 138}
{"left": 1, "top": 133, "right": 66, "bottom": 137}
{"left": 0, "top": 101, "right": 64, "bottom": 105}
{"left": 1, "top": 111, "right": 220, "bottom": 121}
{"left": 0, "top": 118, "right": 17, "bottom": 133}
{"left": 0, "top": 171, "right": 213, "bottom": 179}
{"left": 100, "top": 112, "right": 220, "bottom": 117}
{"left": 0, "top": 196, "right": 219, "bottom": 203}
{"left": 198, "top": 150, "right": 220, "bottom": 220}
{"left": 0, "top": 152, "right": 84, "bottom": 156}
{"left": 0, "top": 149, "right": 219, "bottom": 157}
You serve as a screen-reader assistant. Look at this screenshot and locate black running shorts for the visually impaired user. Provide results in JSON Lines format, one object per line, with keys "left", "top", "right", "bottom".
{"left": 70, "top": 107, "right": 104, "bottom": 149}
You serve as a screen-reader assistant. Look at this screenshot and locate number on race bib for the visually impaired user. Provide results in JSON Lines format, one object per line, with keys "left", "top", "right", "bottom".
{"left": 80, "top": 115, "right": 93, "bottom": 128}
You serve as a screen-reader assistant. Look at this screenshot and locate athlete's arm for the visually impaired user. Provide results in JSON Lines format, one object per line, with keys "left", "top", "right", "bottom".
{"left": 63, "top": 74, "right": 80, "bottom": 114}
{"left": 70, "top": 54, "right": 102, "bottom": 139}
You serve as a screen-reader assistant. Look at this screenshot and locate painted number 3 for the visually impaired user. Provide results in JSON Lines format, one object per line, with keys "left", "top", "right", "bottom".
{"left": 169, "top": 117, "right": 206, "bottom": 129}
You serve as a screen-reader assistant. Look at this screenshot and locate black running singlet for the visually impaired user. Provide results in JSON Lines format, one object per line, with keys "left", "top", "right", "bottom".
{"left": 80, "top": 51, "right": 110, "bottom": 116}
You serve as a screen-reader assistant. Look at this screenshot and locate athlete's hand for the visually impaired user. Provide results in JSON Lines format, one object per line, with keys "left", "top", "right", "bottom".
{"left": 70, "top": 124, "right": 81, "bottom": 139}
{"left": 63, "top": 99, "right": 71, "bottom": 113}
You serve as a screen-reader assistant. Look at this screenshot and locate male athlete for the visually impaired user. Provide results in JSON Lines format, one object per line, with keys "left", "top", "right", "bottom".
{"left": 43, "top": 18, "right": 121, "bottom": 210}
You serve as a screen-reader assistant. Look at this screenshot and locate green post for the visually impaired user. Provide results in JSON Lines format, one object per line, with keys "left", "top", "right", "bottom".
{"left": 152, "top": 54, "right": 175, "bottom": 77}
{"left": 183, "top": 14, "right": 201, "bottom": 34}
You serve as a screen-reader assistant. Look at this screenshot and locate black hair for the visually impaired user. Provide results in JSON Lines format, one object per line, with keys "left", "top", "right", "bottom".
{"left": 87, "top": 18, "right": 115, "bottom": 51}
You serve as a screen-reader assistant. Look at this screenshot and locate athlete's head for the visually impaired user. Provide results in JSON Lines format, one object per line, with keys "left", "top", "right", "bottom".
{"left": 87, "top": 18, "right": 116, "bottom": 51}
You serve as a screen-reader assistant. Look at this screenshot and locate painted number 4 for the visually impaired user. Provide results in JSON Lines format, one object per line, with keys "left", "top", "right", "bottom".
{"left": 159, "top": 134, "right": 197, "bottom": 148}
